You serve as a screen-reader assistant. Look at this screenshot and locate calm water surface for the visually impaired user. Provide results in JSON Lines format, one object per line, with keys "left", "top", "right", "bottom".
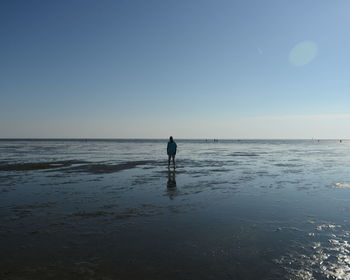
{"left": 1, "top": 139, "right": 350, "bottom": 279}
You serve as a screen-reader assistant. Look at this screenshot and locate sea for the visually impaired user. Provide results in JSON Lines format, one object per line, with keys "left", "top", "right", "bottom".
{"left": 1, "top": 139, "right": 350, "bottom": 280}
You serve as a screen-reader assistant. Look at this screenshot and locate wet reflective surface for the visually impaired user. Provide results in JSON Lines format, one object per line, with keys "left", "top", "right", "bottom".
{"left": 1, "top": 139, "right": 350, "bottom": 279}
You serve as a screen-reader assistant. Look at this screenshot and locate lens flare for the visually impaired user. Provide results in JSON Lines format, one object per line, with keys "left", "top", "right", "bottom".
{"left": 289, "top": 41, "right": 318, "bottom": 66}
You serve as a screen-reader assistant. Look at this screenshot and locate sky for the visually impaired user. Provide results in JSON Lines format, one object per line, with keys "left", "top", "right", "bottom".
{"left": 1, "top": 0, "right": 350, "bottom": 139}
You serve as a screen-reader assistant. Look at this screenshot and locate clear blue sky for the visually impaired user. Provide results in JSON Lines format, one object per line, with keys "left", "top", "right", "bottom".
{"left": 1, "top": 0, "right": 350, "bottom": 138}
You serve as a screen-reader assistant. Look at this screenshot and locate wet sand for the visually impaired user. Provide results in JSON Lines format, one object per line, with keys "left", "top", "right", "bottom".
{"left": 1, "top": 140, "right": 350, "bottom": 279}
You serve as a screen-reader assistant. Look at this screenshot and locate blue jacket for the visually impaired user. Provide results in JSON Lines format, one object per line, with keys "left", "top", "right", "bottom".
{"left": 167, "top": 141, "right": 177, "bottom": 155}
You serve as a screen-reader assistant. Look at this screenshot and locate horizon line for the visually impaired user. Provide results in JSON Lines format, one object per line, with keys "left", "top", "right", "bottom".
{"left": 0, "top": 138, "right": 347, "bottom": 141}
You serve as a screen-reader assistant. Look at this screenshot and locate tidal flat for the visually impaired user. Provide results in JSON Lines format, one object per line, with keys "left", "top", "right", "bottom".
{"left": 1, "top": 139, "right": 350, "bottom": 279}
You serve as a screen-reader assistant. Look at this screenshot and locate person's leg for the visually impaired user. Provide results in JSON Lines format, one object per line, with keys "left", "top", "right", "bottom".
{"left": 168, "top": 155, "right": 171, "bottom": 167}
{"left": 172, "top": 155, "right": 176, "bottom": 167}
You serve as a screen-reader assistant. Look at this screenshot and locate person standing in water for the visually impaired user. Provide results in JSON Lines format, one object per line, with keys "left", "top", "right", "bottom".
{"left": 167, "top": 136, "right": 177, "bottom": 168}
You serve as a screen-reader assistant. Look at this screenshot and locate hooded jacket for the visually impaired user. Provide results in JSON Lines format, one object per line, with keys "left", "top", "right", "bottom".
{"left": 167, "top": 141, "right": 177, "bottom": 155}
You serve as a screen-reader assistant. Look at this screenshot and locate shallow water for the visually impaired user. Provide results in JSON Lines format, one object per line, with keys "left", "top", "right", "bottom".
{"left": 1, "top": 139, "right": 350, "bottom": 279}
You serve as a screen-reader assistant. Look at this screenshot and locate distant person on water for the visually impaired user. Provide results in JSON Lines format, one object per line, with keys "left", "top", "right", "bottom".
{"left": 167, "top": 136, "right": 177, "bottom": 168}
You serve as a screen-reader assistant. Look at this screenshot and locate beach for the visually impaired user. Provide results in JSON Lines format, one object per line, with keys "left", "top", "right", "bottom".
{"left": 1, "top": 139, "right": 350, "bottom": 279}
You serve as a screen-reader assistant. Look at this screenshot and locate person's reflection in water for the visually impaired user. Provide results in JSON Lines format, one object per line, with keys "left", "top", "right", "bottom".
{"left": 166, "top": 169, "right": 178, "bottom": 200}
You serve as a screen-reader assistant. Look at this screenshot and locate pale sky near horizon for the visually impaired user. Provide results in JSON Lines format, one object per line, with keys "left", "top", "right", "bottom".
{"left": 1, "top": 0, "right": 350, "bottom": 139}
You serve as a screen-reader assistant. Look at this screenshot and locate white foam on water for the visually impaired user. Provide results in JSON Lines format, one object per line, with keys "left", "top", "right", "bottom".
{"left": 334, "top": 182, "right": 350, "bottom": 189}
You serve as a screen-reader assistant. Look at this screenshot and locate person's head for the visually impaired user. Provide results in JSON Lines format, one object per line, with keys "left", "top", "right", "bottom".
{"left": 169, "top": 136, "right": 173, "bottom": 142}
